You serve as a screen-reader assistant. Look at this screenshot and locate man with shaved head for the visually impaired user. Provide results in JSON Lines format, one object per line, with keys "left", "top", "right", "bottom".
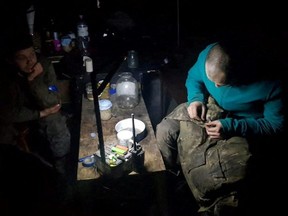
{"left": 156, "top": 35, "right": 285, "bottom": 216}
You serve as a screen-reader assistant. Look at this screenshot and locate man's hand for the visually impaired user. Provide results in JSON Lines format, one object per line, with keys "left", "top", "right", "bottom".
{"left": 39, "top": 104, "right": 61, "bottom": 118}
{"left": 28, "top": 62, "right": 43, "bottom": 81}
{"left": 187, "top": 101, "right": 206, "bottom": 121}
{"left": 205, "top": 120, "right": 223, "bottom": 139}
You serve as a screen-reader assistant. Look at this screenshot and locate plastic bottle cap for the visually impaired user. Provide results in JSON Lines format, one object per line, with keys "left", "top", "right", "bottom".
{"left": 99, "top": 99, "right": 112, "bottom": 110}
{"left": 109, "top": 88, "right": 116, "bottom": 95}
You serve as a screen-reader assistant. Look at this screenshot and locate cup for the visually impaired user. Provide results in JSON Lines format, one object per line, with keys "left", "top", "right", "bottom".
{"left": 117, "top": 130, "right": 133, "bottom": 147}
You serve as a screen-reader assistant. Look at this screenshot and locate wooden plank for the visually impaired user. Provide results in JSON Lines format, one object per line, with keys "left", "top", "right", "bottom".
{"left": 77, "top": 92, "right": 166, "bottom": 180}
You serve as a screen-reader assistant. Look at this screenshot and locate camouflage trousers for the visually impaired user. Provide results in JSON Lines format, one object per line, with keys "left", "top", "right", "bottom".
{"left": 36, "top": 112, "right": 71, "bottom": 175}
{"left": 156, "top": 102, "right": 252, "bottom": 213}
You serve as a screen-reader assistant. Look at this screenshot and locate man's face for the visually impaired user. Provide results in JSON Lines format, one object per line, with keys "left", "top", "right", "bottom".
{"left": 13, "top": 47, "right": 37, "bottom": 74}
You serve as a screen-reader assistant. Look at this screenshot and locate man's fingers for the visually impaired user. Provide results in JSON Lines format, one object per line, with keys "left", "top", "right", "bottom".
{"left": 50, "top": 104, "right": 61, "bottom": 113}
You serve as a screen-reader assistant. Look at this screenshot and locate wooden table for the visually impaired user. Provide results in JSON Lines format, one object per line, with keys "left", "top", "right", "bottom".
{"left": 77, "top": 90, "right": 166, "bottom": 180}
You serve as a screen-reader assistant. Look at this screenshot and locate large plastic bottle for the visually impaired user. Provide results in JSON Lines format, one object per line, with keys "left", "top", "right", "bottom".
{"left": 116, "top": 72, "right": 139, "bottom": 109}
{"left": 77, "top": 14, "right": 90, "bottom": 56}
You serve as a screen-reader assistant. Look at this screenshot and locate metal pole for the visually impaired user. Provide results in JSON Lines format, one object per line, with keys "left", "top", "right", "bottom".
{"left": 88, "top": 65, "right": 106, "bottom": 163}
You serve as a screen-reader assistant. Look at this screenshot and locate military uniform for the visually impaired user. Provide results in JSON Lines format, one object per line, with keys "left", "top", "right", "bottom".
{"left": 156, "top": 101, "right": 251, "bottom": 215}
{"left": 0, "top": 55, "right": 70, "bottom": 175}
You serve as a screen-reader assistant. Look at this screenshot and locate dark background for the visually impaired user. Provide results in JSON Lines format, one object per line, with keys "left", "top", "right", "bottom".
{"left": 3, "top": 0, "right": 288, "bottom": 49}
{"left": 2, "top": 0, "right": 288, "bottom": 117}
{"left": 1, "top": 2, "right": 288, "bottom": 215}
{"left": 2, "top": 0, "right": 288, "bottom": 122}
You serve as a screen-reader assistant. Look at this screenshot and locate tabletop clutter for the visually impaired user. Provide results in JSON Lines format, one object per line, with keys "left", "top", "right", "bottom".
{"left": 81, "top": 71, "right": 145, "bottom": 177}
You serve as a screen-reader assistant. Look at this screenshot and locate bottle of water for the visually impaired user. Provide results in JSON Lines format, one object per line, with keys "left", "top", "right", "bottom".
{"left": 77, "top": 14, "right": 90, "bottom": 56}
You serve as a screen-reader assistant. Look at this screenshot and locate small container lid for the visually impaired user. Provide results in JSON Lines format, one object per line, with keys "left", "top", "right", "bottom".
{"left": 109, "top": 87, "right": 116, "bottom": 95}
{"left": 99, "top": 99, "right": 112, "bottom": 110}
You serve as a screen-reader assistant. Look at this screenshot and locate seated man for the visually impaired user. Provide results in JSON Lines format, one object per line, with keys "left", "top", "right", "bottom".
{"left": 156, "top": 35, "right": 285, "bottom": 215}
{"left": 0, "top": 33, "right": 71, "bottom": 177}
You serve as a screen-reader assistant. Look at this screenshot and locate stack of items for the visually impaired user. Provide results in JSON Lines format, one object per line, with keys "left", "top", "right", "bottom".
{"left": 95, "top": 144, "right": 132, "bottom": 167}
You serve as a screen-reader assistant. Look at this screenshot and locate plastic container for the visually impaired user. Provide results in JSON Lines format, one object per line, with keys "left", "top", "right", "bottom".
{"left": 115, "top": 72, "right": 139, "bottom": 109}
{"left": 109, "top": 83, "right": 117, "bottom": 103}
{"left": 99, "top": 99, "right": 112, "bottom": 120}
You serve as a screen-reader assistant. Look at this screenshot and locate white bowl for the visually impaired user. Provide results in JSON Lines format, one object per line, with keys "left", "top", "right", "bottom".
{"left": 115, "top": 118, "right": 146, "bottom": 142}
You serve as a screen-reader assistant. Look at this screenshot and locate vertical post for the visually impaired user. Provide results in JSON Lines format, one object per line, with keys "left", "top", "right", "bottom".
{"left": 131, "top": 113, "right": 145, "bottom": 172}
{"left": 85, "top": 58, "right": 106, "bottom": 163}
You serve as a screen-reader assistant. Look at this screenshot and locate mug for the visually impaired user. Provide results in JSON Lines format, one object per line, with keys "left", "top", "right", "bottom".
{"left": 117, "top": 130, "right": 133, "bottom": 148}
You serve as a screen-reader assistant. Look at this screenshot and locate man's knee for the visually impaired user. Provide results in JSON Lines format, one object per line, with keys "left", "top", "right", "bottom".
{"left": 156, "top": 118, "right": 179, "bottom": 139}
{"left": 156, "top": 119, "right": 169, "bottom": 143}
{"left": 156, "top": 118, "right": 181, "bottom": 160}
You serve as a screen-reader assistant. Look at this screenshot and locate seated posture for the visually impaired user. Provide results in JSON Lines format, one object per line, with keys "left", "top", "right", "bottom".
{"left": 156, "top": 36, "right": 285, "bottom": 215}
{"left": 0, "top": 33, "right": 71, "bottom": 177}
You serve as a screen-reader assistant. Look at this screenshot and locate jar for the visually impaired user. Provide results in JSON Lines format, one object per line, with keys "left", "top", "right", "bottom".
{"left": 116, "top": 72, "right": 139, "bottom": 109}
{"left": 85, "top": 82, "right": 93, "bottom": 101}
{"left": 99, "top": 99, "right": 112, "bottom": 120}
{"left": 86, "top": 81, "right": 110, "bottom": 101}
